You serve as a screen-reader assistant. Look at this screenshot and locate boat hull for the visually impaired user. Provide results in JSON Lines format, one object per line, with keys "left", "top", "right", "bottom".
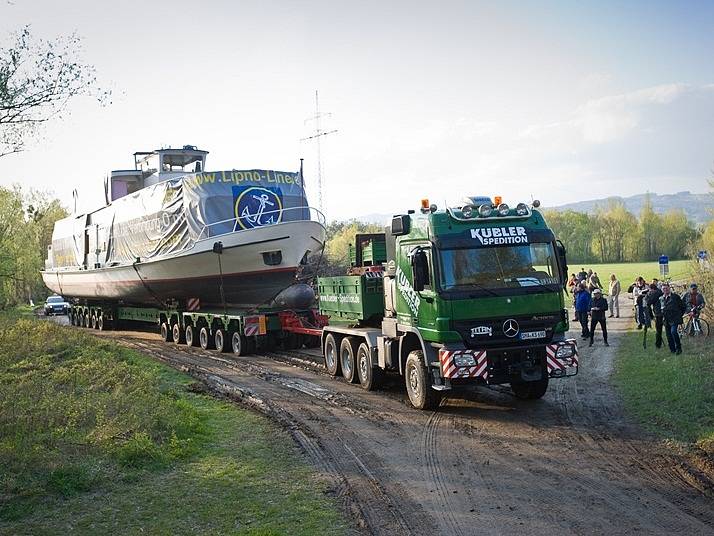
{"left": 42, "top": 220, "right": 325, "bottom": 308}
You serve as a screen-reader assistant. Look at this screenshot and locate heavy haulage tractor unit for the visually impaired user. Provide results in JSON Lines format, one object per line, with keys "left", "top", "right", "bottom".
{"left": 317, "top": 196, "right": 579, "bottom": 409}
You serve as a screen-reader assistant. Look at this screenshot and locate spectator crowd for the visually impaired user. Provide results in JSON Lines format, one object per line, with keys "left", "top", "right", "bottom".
{"left": 566, "top": 268, "right": 706, "bottom": 355}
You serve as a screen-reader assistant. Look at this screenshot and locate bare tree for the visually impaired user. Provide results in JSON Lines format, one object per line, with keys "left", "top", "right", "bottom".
{"left": 0, "top": 26, "right": 108, "bottom": 158}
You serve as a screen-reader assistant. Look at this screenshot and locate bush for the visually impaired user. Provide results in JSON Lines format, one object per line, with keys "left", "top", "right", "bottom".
{"left": 0, "top": 317, "right": 207, "bottom": 517}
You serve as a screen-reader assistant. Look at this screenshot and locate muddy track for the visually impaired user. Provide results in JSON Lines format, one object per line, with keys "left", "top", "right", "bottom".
{"left": 53, "top": 304, "right": 714, "bottom": 535}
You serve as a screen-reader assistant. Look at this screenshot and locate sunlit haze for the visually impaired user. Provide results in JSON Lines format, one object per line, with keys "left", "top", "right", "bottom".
{"left": 2, "top": 0, "right": 714, "bottom": 220}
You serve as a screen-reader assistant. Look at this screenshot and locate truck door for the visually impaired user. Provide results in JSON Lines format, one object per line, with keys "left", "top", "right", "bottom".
{"left": 414, "top": 246, "right": 438, "bottom": 336}
{"left": 396, "top": 244, "right": 438, "bottom": 332}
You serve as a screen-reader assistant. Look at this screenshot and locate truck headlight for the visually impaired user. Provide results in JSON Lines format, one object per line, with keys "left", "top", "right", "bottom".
{"left": 478, "top": 204, "right": 493, "bottom": 217}
{"left": 556, "top": 345, "right": 575, "bottom": 358}
{"left": 454, "top": 354, "right": 477, "bottom": 367}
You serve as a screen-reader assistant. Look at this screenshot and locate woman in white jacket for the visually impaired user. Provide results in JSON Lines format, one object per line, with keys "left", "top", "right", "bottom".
{"left": 608, "top": 274, "right": 621, "bottom": 318}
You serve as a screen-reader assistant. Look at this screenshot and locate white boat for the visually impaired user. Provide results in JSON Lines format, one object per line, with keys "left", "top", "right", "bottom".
{"left": 42, "top": 146, "right": 326, "bottom": 308}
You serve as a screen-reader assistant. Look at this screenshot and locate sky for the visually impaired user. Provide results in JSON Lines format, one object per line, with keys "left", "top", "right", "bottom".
{"left": 1, "top": 0, "right": 714, "bottom": 220}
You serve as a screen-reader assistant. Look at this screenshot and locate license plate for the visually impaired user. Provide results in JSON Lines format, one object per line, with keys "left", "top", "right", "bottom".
{"left": 520, "top": 330, "right": 546, "bottom": 340}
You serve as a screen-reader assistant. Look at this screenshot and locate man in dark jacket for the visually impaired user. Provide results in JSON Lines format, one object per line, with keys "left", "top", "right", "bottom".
{"left": 575, "top": 282, "right": 591, "bottom": 338}
{"left": 589, "top": 288, "right": 609, "bottom": 347}
{"left": 645, "top": 282, "right": 664, "bottom": 348}
{"left": 661, "top": 283, "right": 686, "bottom": 355}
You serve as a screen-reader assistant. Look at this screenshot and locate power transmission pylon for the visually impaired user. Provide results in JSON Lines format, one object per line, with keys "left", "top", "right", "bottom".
{"left": 301, "top": 90, "right": 337, "bottom": 213}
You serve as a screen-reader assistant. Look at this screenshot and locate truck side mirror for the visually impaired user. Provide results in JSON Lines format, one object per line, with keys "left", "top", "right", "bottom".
{"left": 410, "top": 248, "right": 429, "bottom": 292}
{"left": 391, "top": 215, "right": 410, "bottom": 236}
{"left": 556, "top": 240, "right": 568, "bottom": 288}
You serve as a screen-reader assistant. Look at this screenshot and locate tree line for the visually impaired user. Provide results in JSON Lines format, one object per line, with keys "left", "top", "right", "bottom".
{"left": 543, "top": 196, "right": 701, "bottom": 264}
{"left": 0, "top": 187, "right": 66, "bottom": 307}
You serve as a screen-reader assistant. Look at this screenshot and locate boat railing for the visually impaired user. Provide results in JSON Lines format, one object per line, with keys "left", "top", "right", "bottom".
{"left": 195, "top": 206, "right": 326, "bottom": 240}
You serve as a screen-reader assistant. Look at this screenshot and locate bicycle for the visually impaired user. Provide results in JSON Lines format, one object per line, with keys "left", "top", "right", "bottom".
{"left": 678, "top": 310, "right": 710, "bottom": 338}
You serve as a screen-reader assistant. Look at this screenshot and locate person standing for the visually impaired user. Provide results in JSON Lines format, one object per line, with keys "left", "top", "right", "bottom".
{"left": 589, "top": 288, "right": 609, "bottom": 347}
{"left": 661, "top": 283, "right": 686, "bottom": 355}
{"left": 645, "top": 282, "right": 664, "bottom": 348}
{"left": 578, "top": 268, "right": 588, "bottom": 282}
{"left": 608, "top": 274, "right": 621, "bottom": 318}
{"left": 568, "top": 273, "right": 578, "bottom": 321}
{"left": 575, "top": 282, "right": 592, "bottom": 339}
{"left": 589, "top": 271, "right": 602, "bottom": 291}
{"left": 684, "top": 283, "right": 706, "bottom": 316}
{"left": 632, "top": 277, "right": 647, "bottom": 329}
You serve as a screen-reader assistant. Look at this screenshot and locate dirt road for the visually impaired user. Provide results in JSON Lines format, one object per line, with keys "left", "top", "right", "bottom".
{"left": 56, "top": 311, "right": 714, "bottom": 535}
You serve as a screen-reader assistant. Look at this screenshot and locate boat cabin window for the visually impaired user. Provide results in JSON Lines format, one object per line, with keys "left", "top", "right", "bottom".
{"left": 160, "top": 153, "right": 206, "bottom": 173}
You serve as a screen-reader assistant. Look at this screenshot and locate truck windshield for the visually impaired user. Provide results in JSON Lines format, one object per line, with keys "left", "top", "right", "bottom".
{"left": 438, "top": 242, "right": 561, "bottom": 291}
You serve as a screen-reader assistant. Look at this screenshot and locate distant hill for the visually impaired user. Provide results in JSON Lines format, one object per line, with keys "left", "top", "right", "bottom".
{"left": 548, "top": 191, "right": 712, "bottom": 225}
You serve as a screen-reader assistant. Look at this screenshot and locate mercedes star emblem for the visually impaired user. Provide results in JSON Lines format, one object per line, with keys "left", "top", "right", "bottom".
{"left": 503, "top": 319, "right": 520, "bottom": 338}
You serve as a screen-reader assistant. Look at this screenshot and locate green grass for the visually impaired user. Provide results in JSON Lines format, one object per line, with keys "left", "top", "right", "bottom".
{"left": 573, "top": 259, "right": 693, "bottom": 288}
{"left": 0, "top": 315, "right": 349, "bottom": 535}
{"left": 613, "top": 327, "right": 714, "bottom": 454}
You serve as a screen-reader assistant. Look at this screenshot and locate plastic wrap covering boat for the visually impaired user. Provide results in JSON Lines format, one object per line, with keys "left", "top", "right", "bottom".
{"left": 42, "top": 151, "right": 326, "bottom": 308}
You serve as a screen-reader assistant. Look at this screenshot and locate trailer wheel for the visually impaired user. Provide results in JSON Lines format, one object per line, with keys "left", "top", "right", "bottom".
{"left": 340, "top": 337, "right": 360, "bottom": 384}
{"left": 511, "top": 377, "right": 549, "bottom": 400}
{"left": 84, "top": 312, "right": 91, "bottom": 328}
{"left": 215, "top": 328, "right": 230, "bottom": 353}
{"left": 357, "top": 342, "right": 381, "bottom": 391}
{"left": 324, "top": 334, "right": 341, "bottom": 376}
{"left": 98, "top": 315, "right": 106, "bottom": 331}
{"left": 160, "top": 321, "right": 171, "bottom": 342}
{"left": 199, "top": 326, "right": 214, "bottom": 350}
{"left": 185, "top": 325, "right": 198, "bottom": 347}
{"left": 405, "top": 350, "right": 441, "bottom": 410}
{"left": 172, "top": 323, "right": 185, "bottom": 345}
{"left": 231, "top": 332, "right": 248, "bottom": 356}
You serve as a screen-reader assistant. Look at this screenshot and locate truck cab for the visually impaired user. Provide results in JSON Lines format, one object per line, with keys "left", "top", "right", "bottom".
{"left": 319, "top": 196, "right": 578, "bottom": 409}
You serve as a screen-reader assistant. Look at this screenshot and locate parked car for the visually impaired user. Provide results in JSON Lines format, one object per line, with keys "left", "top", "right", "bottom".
{"left": 44, "top": 295, "right": 70, "bottom": 316}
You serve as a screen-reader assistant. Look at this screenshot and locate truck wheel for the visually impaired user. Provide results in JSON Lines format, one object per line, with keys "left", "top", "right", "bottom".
{"left": 98, "top": 315, "right": 105, "bottom": 331}
{"left": 91, "top": 313, "right": 98, "bottom": 329}
{"left": 160, "top": 321, "right": 171, "bottom": 342}
{"left": 246, "top": 336, "right": 257, "bottom": 354}
{"left": 215, "top": 329, "right": 230, "bottom": 353}
{"left": 405, "top": 350, "right": 441, "bottom": 410}
{"left": 185, "top": 325, "right": 198, "bottom": 347}
{"left": 199, "top": 326, "right": 214, "bottom": 350}
{"left": 84, "top": 313, "right": 91, "bottom": 328}
{"left": 324, "top": 334, "right": 341, "bottom": 376}
{"left": 231, "top": 332, "right": 248, "bottom": 355}
{"left": 340, "top": 337, "right": 360, "bottom": 384}
{"left": 172, "top": 323, "right": 185, "bottom": 345}
{"left": 511, "top": 377, "right": 549, "bottom": 400}
{"left": 357, "top": 341, "right": 382, "bottom": 391}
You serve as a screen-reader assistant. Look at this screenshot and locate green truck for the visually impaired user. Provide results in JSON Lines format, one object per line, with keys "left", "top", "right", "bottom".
{"left": 317, "top": 197, "right": 578, "bottom": 409}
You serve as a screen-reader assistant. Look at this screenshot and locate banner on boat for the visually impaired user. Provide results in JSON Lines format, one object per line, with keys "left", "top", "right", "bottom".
{"left": 49, "top": 169, "right": 308, "bottom": 268}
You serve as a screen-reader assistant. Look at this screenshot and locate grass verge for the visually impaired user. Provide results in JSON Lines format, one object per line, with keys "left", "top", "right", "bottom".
{"left": 579, "top": 259, "right": 692, "bottom": 288}
{"left": 613, "top": 327, "right": 714, "bottom": 454}
{"left": 0, "top": 315, "right": 349, "bottom": 535}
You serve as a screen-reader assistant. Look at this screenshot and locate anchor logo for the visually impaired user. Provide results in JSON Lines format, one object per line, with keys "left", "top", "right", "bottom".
{"left": 234, "top": 187, "right": 283, "bottom": 230}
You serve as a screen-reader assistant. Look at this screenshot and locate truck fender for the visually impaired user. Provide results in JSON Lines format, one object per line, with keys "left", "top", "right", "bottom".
{"left": 397, "top": 326, "right": 438, "bottom": 374}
